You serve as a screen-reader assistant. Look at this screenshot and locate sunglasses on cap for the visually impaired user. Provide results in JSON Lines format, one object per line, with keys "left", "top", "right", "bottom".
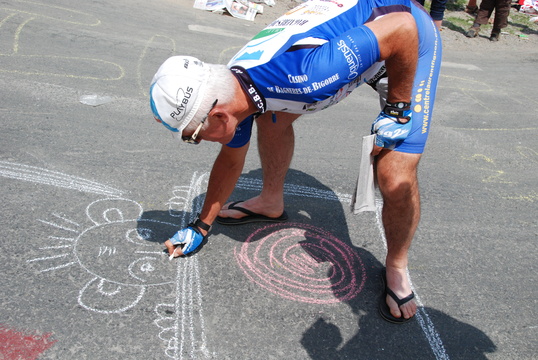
{"left": 181, "top": 99, "right": 218, "bottom": 145}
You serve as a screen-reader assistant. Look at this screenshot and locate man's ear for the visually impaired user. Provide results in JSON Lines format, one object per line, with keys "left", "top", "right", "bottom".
{"left": 210, "top": 109, "right": 230, "bottom": 125}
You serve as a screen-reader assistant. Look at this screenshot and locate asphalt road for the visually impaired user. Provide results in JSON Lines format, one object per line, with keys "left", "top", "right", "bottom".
{"left": 1, "top": 0, "right": 536, "bottom": 359}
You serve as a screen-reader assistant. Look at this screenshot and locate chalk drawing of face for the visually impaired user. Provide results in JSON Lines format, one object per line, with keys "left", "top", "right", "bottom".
{"left": 29, "top": 198, "right": 177, "bottom": 314}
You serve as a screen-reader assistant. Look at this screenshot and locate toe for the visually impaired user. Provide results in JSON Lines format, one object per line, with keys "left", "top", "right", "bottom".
{"left": 218, "top": 201, "right": 245, "bottom": 219}
{"left": 399, "top": 300, "right": 417, "bottom": 319}
{"left": 386, "top": 295, "right": 403, "bottom": 319}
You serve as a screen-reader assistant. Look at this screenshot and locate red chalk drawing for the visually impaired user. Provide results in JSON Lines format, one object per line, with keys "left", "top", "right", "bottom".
{"left": 0, "top": 325, "right": 57, "bottom": 360}
{"left": 235, "top": 223, "right": 366, "bottom": 304}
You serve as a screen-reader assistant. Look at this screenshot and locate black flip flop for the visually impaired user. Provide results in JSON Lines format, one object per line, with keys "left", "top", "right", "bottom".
{"left": 216, "top": 201, "right": 288, "bottom": 225}
{"left": 378, "top": 268, "right": 415, "bottom": 324}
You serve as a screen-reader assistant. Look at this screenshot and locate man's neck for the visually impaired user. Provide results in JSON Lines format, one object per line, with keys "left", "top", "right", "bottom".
{"left": 232, "top": 76, "right": 259, "bottom": 120}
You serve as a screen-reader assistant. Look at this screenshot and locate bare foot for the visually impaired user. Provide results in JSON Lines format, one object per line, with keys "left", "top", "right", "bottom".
{"left": 385, "top": 266, "right": 417, "bottom": 319}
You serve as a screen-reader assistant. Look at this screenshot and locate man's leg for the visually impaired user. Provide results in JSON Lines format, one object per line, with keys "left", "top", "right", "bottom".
{"left": 376, "top": 149, "right": 421, "bottom": 320}
{"left": 218, "top": 112, "right": 300, "bottom": 219}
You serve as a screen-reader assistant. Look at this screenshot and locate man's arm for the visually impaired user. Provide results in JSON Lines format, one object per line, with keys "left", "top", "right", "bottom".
{"left": 365, "top": 12, "right": 418, "bottom": 104}
{"left": 197, "top": 143, "right": 250, "bottom": 234}
{"left": 365, "top": 12, "right": 418, "bottom": 154}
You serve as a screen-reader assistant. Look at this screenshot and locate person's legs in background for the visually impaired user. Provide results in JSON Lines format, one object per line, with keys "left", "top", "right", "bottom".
{"left": 416, "top": 0, "right": 447, "bottom": 29}
{"left": 465, "top": 0, "right": 495, "bottom": 37}
{"left": 466, "top": 0, "right": 479, "bottom": 15}
{"left": 490, "top": 0, "right": 512, "bottom": 41}
{"left": 429, "top": 0, "right": 448, "bottom": 29}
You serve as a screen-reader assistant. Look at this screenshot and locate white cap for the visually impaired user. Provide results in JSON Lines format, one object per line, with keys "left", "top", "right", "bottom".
{"left": 149, "top": 56, "right": 209, "bottom": 133}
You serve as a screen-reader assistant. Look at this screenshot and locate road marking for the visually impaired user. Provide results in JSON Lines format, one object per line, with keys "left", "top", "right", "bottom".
{"left": 441, "top": 61, "right": 482, "bottom": 71}
{"left": 188, "top": 24, "right": 253, "bottom": 40}
{"left": 0, "top": 161, "right": 124, "bottom": 197}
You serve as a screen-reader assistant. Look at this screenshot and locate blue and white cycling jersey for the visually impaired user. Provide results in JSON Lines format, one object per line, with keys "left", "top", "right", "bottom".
{"left": 226, "top": 0, "right": 442, "bottom": 153}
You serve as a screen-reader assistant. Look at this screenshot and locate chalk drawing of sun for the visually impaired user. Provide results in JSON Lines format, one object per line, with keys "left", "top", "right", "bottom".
{"left": 28, "top": 198, "right": 178, "bottom": 314}
{"left": 26, "top": 171, "right": 215, "bottom": 360}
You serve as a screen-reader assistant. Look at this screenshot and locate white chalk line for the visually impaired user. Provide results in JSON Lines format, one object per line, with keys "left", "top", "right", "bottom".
{"left": 188, "top": 24, "right": 252, "bottom": 41}
{"left": 0, "top": 160, "right": 124, "bottom": 197}
{"left": 97, "top": 279, "right": 122, "bottom": 296}
{"left": 135, "top": 250, "right": 165, "bottom": 255}
{"left": 236, "top": 177, "right": 352, "bottom": 203}
{"left": 51, "top": 212, "right": 81, "bottom": 227}
{"left": 48, "top": 236, "right": 75, "bottom": 242}
{"left": 39, "top": 245, "right": 71, "bottom": 250}
{"left": 85, "top": 198, "right": 143, "bottom": 226}
{"left": 28, "top": 218, "right": 80, "bottom": 271}
{"left": 239, "top": 176, "right": 448, "bottom": 358}
{"left": 128, "top": 257, "right": 154, "bottom": 283}
{"left": 103, "top": 208, "right": 125, "bottom": 223}
{"left": 97, "top": 246, "right": 117, "bottom": 257}
{"left": 26, "top": 252, "right": 77, "bottom": 273}
{"left": 37, "top": 261, "right": 78, "bottom": 273}
{"left": 77, "top": 277, "right": 146, "bottom": 314}
{"left": 155, "top": 171, "right": 213, "bottom": 360}
{"left": 37, "top": 219, "right": 79, "bottom": 233}
{"left": 167, "top": 184, "right": 195, "bottom": 217}
{"left": 27, "top": 253, "right": 70, "bottom": 263}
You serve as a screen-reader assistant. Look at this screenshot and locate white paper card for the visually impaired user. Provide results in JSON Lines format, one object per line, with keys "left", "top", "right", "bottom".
{"left": 351, "top": 134, "right": 376, "bottom": 213}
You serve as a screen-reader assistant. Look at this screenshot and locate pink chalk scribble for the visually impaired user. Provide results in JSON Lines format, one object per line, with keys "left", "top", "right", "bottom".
{"left": 0, "top": 324, "right": 57, "bottom": 360}
{"left": 234, "top": 223, "right": 366, "bottom": 304}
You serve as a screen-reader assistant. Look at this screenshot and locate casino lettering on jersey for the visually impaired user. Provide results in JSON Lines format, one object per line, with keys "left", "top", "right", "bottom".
{"left": 288, "top": 74, "right": 309, "bottom": 84}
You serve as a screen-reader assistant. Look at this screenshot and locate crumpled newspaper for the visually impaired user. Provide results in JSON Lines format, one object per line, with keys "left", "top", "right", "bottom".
{"left": 194, "top": 0, "right": 273, "bottom": 21}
